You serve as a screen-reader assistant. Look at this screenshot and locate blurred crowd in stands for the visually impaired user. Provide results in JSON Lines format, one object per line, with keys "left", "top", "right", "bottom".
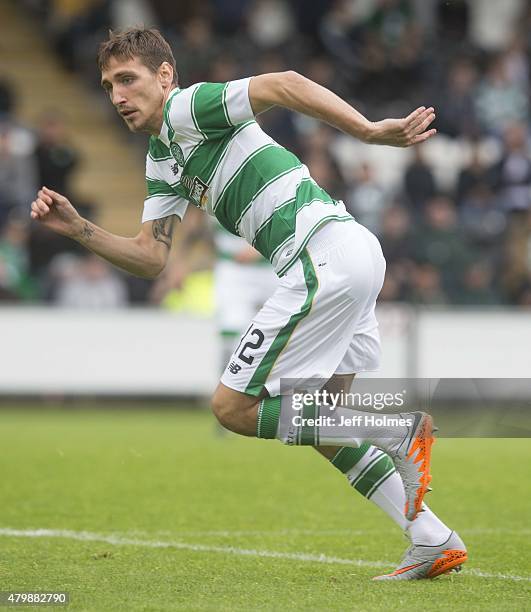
{"left": 2, "top": 0, "right": 531, "bottom": 307}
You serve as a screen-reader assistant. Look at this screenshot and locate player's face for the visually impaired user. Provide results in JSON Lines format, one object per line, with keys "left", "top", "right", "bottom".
{"left": 100, "top": 56, "right": 171, "bottom": 135}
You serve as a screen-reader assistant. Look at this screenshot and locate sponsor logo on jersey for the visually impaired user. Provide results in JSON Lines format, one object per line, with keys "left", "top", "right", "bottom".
{"left": 182, "top": 175, "right": 209, "bottom": 209}
{"left": 170, "top": 142, "right": 185, "bottom": 167}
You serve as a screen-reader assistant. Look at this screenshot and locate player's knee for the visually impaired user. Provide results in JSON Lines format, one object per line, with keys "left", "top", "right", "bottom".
{"left": 211, "top": 390, "right": 238, "bottom": 431}
{"left": 211, "top": 386, "right": 259, "bottom": 436}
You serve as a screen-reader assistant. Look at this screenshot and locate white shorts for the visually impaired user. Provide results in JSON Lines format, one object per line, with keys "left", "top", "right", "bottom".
{"left": 220, "top": 219, "right": 386, "bottom": 397}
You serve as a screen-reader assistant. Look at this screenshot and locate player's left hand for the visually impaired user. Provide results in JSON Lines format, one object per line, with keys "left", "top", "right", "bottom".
{"left": 367, "top": 106, "right": 436, "bottom": 147}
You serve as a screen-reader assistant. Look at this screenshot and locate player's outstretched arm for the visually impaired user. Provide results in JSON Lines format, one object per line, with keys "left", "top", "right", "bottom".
{"left": 248, "top": 72, "right": 436, "bottom": 147}
{"left": 30, "top": 186, "right": 175, "bottom": 278}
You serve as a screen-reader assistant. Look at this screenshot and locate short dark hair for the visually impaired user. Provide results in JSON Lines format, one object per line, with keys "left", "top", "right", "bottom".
{"left": 97, "top": 27, "right": 179, "bottom": 86}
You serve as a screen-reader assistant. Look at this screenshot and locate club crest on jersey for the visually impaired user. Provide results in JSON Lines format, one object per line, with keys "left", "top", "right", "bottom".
{"left": 170, "top": 142, "right": 185, "bottom": 167}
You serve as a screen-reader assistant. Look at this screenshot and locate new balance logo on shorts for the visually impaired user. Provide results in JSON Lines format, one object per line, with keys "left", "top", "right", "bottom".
{"left": 228, "top": 362, "right": 242, "bottom": 374}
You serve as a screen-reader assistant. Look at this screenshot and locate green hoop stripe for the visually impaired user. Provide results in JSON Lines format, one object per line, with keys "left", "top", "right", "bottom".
{"left": 253, "top": 197, "right": 331, "bottom": 260}
{"left": 148, "top": 136, "right": 172, "bottom": 161}
{"left": 183, "top": 131, "right": 235, "bottom": 188}
{"left": 257, "top": 396, "right": 281, "bottom": 439}
{"left": 366, "top": 467, "right": 396, "bottom": 500}
{"left": 213, "top": 146, "right": 299, "bottom": 224}
{"left": 330, "top": 443, "right": 372, "bottom": 474}
{"left": 182, "top": 121, "right": 253, "bottom": 195}
{"left": 146, "top": 178, "right": 179, "bottom": 197}
{"left": 213, "top": 143, "right": 278, "bottom": 213}
{"left": 251, "top": 197, "right": 296, "bottom": 255}
{"left": 245, "top": 249, "right": 318, "bottom": 396}
{"left": 233, "top": 165, "right": 304, "bottom": 233}
{"left": 216, "top": 148, "right": 302, "bottom": 241}
{"left": 267, "top": 233, "right": 295, "bottom": 265}
{"left": 193, "top": 82, "right": 232, "bottom": 137}
{"left": 352, "top": 455, "right": 395, "bottom": 498}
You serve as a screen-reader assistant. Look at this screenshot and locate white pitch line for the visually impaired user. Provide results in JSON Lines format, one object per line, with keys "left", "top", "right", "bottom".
{"left": 134, "top": 528, "right": 371, "bottom": 538}
{"left": 1, "top": 528, "right": 530, "bottom": 583}
{"left": 466, "top": 569, "right": 531, "bottom": 583}
{"left": 133, "top": 527, "right": 531, "bottom": 538}
{"left": 0, "top": 528, "right": 387, "bottom": 569}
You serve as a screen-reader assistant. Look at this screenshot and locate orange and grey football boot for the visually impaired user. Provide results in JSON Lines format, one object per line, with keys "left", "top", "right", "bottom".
{"left": 373, "top": 531, "right": 468, "bottom": 580}
{"left": 380, "top": 411, "right": 436, "bottom": 521}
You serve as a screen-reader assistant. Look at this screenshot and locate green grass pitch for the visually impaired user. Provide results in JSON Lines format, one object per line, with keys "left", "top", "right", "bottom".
{"left": 1, "top": 406, "right": 530, "bottom": 611}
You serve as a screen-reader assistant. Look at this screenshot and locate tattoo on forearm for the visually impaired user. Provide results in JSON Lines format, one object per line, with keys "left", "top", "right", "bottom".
{"left": 81, "top": 222, "right": 95, "bottom": 241}
{"left": 152, "top": 217, "right": 175, "bottom": 249}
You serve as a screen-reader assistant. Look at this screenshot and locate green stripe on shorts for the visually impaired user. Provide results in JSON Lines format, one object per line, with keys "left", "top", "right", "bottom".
{"left": 244, "top": 249, "right": 318, "bottom": 396}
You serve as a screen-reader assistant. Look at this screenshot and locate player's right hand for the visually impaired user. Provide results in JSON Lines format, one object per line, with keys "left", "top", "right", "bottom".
{"left": 368, "top": 107, "right": 436, "bottom": 147}
{"left": 30, "top": 186, "right": 83, "bottom": 238}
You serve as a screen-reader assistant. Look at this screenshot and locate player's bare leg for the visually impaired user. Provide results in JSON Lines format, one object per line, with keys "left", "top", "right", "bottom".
{"left": 211, "top": 383, "right": 264, "bottom": 436}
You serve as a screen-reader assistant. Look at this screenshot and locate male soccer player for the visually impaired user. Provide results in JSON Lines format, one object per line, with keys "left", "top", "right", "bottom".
{"left": 30, "top": 28, "right": 467, "bottom": 579}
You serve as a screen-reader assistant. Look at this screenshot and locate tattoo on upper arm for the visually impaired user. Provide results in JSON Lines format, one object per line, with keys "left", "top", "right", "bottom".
{"left": 81, "top": 222, "right": 94, "bottom": 241}
{"left": 152, "top": 216, "right": 175, "bottom": 249}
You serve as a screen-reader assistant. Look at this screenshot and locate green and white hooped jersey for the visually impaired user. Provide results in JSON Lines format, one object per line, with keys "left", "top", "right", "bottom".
{"left": 143, "top": 78, "right": 352, "bottom": 276}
